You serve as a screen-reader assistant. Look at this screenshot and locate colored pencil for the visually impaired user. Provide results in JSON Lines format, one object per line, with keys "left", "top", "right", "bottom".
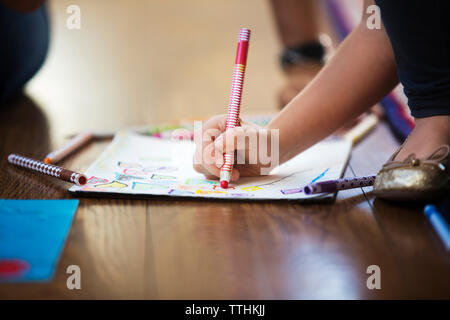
{"left": 342, "top": 113, "right": 379, "bottom": 145}
{"left": 44, "top": 131, "right": 93, "bottom": 164}
{"left": 220, "top": 27, "right": 251, "bottom": 189}
{"left": 8, "top": 154, "right": 87, "bottom": 186}
{"left": 425, "top": 204, "right": 450, "bottom": 251}
{"left": 66, "top": 115, "right": 272, "bottom": 141}
{"left": 304, "top": 175, "right": 376, "bottom": 195}
{"left": 66, "top": 124, "right": 194, "bottom": 140}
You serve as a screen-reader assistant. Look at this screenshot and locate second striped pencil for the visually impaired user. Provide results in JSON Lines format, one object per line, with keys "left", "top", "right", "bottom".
{"left": 8, "top": 154, "right": 87, "bottom": 186}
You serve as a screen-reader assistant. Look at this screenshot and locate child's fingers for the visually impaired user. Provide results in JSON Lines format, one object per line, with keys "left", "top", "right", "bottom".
{"left": 193, "top": 160, "right": 220, "bottom": 179}
{"left": 199, "top": 167, "right": 239, "bottom": 182}
{"left": 230, "top": 168, "right": 240, "bottom": 182}
{"left": 201, "top": 114, "right": 229, "bottom": 133}
{"left": 214, "top": 126, "right": 257, "bottom": 155}
{"left": 193, "top": 142, "right": 221, "bottom": 178}
{"left": 193, "top": 115, "right": 254, "bottom": 181}
{"left": 202, "top": 165, "right": 221, "bottom": 179}
{"left": 194, "top": 115, "right": 228, "bottom": 166}
{"left": 194, "top": 115, "right": 225, "bottom": 166}
{"left": 206, "top": 163, "right": 240, "bottom": 182}
{"left": 194, "top": 115, "right": 227, "bottom": 147}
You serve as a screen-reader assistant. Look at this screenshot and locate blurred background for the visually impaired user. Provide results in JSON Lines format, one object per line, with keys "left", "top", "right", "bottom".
{"left": 27, "top": 0, "right": 281, "bottom": 139}
{"left": 4, "top": 0, "right": 414, "bottom": 149}
{"left": 25, "top": 0, "right": 339, "bottom": 144}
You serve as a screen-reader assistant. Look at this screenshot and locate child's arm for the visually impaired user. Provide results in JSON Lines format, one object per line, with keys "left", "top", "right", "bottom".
{"left": 194, "top": 0, "right": 399, "bottom": 180}
{"left": 270, "top": 0, "right": 398, "bottom": 164}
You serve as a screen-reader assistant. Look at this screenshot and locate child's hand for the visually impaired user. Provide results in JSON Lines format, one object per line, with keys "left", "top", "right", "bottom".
{"left": 193, "top": 115, "right": 276, "bottom": 181}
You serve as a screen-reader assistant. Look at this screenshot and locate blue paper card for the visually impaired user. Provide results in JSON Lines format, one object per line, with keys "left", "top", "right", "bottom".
{"left": 0, "top": 199, "right": 79, "bottom": 282}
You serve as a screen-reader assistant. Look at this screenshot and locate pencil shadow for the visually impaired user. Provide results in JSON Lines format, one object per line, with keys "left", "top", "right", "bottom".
{"left": 370, "top": 197, "right": 428, "bottom": 256}
{"left": 0, "top": 94, "right": 53, "bottom": 197}
{"left": 0, "top": 95, "right": 119, "bottom": 296}
{"left": 0, "top": 93, "right": 51, "bottom": 158}
{"left": 370, "top": 195, "right": 426, "bottom": 236}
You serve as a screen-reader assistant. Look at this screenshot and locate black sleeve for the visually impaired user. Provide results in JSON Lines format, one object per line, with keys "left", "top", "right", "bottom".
{"left": 375, "top": 0, "right": 450, "bottom": 118}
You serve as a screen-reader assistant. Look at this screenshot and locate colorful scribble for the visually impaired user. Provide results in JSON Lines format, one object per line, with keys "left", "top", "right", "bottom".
{"left": 132, "top": 182, "right": 169, "bottom": 190}
{"left": 81, "top": 186, "right": 109, "bottom": 192}
{"left": 279, "top": 168, "right": 329, "bottom": 195}
{"left": 241, "top": 186, "right": 262, "bottom": 192}
{"left": 117, "top": 161, "right": 142, "bottom": 169}
{"left": 176, "top": 184, "right": 208, "bottom": 191}
{"left": 195, "top": 189, "right": 227, "bottom": 195}
{"left": 151, "top": 174, "right": 177, "bottom": 180}
{"left": 185, "top": 178, "right": 218, "bottom": 185}
{"left": 123, "top": 168, "right": 147, "bottom": 176}
{"left": 280, "top": 188, "right": 303, "bottom": 195}
{"left": 143, "top": 166, "right": 178, "bottom": 173}
{"left": 148, "top": 180, "right": 177, "bottom": 186}
{"left": 95, "top": 181, "right": 128, "bottom": 189}
{"left": 115, "top": 172, "right": 145, "bottom": 182}
{"left": 86, "top": 176, "right": 109, "bottom": 185}
{"left": 70, "top": 131, "right": 351, "bottom": 200}
{"left": 213, "top": 185, "right": 235, "bottom": 191}
{"left": 310, "top": 168, "right": 329, "bottom": 183}
{"left": 228, "top": 193, "right": 254, "bottom": 197}
{"left": 168, "top": 189, "right": 195, "bottom": 196}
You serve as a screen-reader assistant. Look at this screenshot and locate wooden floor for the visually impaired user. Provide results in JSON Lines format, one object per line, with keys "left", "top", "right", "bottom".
{"left": 1, "top": 0, "right": 449, "bottom": 299}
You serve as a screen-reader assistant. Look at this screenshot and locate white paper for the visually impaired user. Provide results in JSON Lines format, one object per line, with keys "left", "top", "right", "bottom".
{"left": 69, "top": 131, "right": 352, "bottom": 201}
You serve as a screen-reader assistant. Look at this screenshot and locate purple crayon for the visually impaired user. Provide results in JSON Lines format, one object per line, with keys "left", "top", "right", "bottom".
{"left": 304, "top": 175, "right": 376, "bottom": 195}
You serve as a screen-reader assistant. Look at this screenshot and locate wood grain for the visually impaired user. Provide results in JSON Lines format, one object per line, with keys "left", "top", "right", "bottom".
{"left": 1, "top": 0, "right": 449, "bottom": 299}
{"left": 1, "top": 99, "right": 448, "bottom": 299}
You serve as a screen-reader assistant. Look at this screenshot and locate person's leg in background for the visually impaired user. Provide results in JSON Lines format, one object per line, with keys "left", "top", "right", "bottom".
{"left": 0, "top": 2, "right": 49, "bottom": 106}
{"left": 374, "top": 0, "right": 450, "bottom": 161}
{"left": 370, "top": 0, "right": 449, "bottom": 200}
{"left": 270, "top": 0, "right": 326, "bottom": 107}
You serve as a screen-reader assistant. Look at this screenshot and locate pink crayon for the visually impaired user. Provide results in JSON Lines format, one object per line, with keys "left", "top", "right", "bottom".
{"left": 220, "top": 28, "right": 251, "bottom": 189}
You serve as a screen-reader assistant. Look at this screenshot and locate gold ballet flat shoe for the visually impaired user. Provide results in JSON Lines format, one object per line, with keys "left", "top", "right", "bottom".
{"left": 373, "top": 145, "right": 450, "bottom": 201}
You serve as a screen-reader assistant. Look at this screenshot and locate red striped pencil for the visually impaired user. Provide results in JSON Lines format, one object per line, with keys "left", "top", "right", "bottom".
{"left": 220, "top": 28, "right": 251, "bottom": 189}
{"left": 8, "top": 154, "right": 87, "bottom": 186}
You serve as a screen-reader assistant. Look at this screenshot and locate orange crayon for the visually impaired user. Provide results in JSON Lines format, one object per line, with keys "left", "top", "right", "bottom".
{"left": 44, "top": 131, "right": 93, "bottom": 164}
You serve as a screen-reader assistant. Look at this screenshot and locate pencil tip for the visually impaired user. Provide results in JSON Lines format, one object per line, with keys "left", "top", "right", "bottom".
{"left": 44, "top": 158, "right": 52, "bottom": 164}
{"left": 220, "top": 181, "right": 228, "bottom": 189}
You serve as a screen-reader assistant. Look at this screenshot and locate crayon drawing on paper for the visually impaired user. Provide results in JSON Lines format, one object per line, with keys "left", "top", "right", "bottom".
{"left": 69, "top": 131, "right": 351, "bottom": 200}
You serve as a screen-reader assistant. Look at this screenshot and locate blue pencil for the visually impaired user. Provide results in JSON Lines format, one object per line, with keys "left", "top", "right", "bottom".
{"left": 424, "top": 204, "right": 450, "bottom": 251}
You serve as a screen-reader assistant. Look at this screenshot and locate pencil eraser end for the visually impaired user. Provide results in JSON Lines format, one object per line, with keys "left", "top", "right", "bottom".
{"left": 44, "top": 157, "right": 52, "bottom": 164}
{"left": 78, "top": 175, "right": 87, "bottom": 186}
{"left": 220, "top": 181, "right": 229, "bottom": 189}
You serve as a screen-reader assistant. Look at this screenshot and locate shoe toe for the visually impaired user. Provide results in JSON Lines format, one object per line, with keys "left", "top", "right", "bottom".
{"left": 373, "top": 165, "right": 448, "bottom": 201}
